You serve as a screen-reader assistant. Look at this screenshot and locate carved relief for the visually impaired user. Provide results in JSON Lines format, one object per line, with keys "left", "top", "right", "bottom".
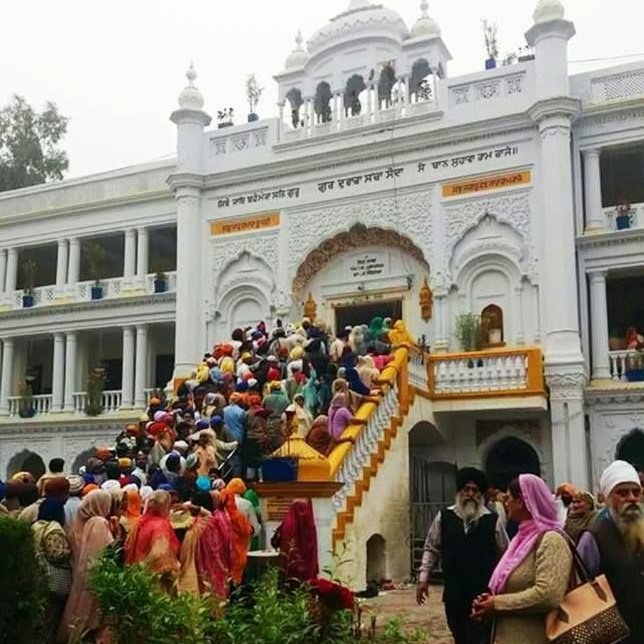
{"left": 288, "top": 191, "right": 433, "bottom": 287}
{"left": 211, "top": 233, "right": 279, "bottom": 279}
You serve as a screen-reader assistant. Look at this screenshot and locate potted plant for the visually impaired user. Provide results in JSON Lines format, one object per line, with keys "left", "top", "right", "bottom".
{"left": 17, "top": 381, "right": 35, "bottom": 418}
{"left": 455, "top": 313, "right": 482, "bottom": 352}
{"left": 21, "top": 259, "right": 37, "bottom": 308}
{"left": 86, "top": 242, "right": 106, "bottom": 300}
{"left": 217, "top": 108, "right": 234, "bottom": 128}
{"left": 85, "top": 367, "right": 106, "bottom": 416}
{"left": 482, "top": 19, "right": 499, "bottom": 70}
{"left": 246, "top": 74, "right": 264, "bottom": 122}
{"left": 625, "top": 350, "right": 644, "bottom": 382}
{"left": 616, "top": 198, "right": 632, "bottom": 230}
{"left": 153, "top": 270, "right": 168, "bottom": 293}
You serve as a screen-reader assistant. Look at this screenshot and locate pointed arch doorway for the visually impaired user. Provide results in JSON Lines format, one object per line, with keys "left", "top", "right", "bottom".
{"left": 485, "top": 437, "right": 541, "bottom": 490}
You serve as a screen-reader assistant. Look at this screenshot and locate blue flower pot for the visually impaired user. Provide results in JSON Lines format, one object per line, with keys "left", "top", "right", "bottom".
{"left": 91, "top": 286, "right": 103, "bottom": 300}
{"left": 22, "top": 294, "right": 34, "bottom": 308}
{"left": 248, "top": 113, "right": 259, "bottom": 122}
{"left": 154, "top": 278, "right": 167, "bottom": 293}
{"left": 625, "top": 369, "right": 644, "bottom": 382}
{"left": 485, "top": 58, "right": 497, "bottom": 70}
{"left": 616, "top": 214, "right": 631, "bottom": 230}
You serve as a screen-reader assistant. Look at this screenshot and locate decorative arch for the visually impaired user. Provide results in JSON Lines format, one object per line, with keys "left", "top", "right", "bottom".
{"left": 366, "top": 534, "right": 387, "bottom": 584}
{"left": 214, "top": 250, "right": 275, "bottom": 310}
{"left": 344, "top": 74, "right": 366, "bottom": 116}
{"left": 286, "top": 87, "right": 303, "bottom": 128}
{"left": 314, "top": 81, "right": 333, "bottom": 123}
{"left": 484, "top": 436, "right": 541, "bottom": 490}
{"left": 410, "top": 58, "right": 432, "bottom": 100}
{"left": 72, "top": 448, "right": 98, "bottom": 475}
{"left": 6, "top": 449, "right": 46, "bottom": 480}
{"left": 616, "top": 428, "right": 644, "bottom": 468}
{"left": 292, "top": 223, "right": 430, "bottom": 299}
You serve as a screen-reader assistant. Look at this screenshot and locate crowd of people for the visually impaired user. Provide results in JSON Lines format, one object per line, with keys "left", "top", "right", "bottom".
{"left": 417, "top": 461, "right": 644, "bottom": 644}
{"left": 0, "top": 316, "right": 416, "bottom": 642}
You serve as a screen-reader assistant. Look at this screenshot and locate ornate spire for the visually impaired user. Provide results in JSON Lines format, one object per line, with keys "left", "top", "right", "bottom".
{"left": 411, "top": 0, "right": 441, "bottom": 38}
{"left": 533, "top": 0, "right": 565, "bottom": 24}
{"left": 284, "top": 29, "right": 308, "bottom": 69}
{"left": 177, "top": 62, "right": 204, "bottom": 110}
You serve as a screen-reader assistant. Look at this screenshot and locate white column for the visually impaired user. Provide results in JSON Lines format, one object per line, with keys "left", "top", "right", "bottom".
{"left": 68, "top": 237, "right": 81, "bottom": 284}
{"left": 433, "top": 294, "right": 449, "bottom": 352}
{"left": 55, "top": 239, "right": 68, "bottom": 288}
{"left": 173, "top": 187, "right": 203, "bottom": 376}
{"left": 589, "top": 271, "right": 611, "bottom": 380}
{"left": 123, "top": 228, "right": 136, "bottom": 287}
{"left": 51, "top": 332, "right": 65, "bottom": 412}
{"left": 134, "top": 324, "right": 148, "bottom": 408}
{"left": 514, "top": 285, "right": 525, "bottom": 345}
{"left": 583, "top": 148, "right": 604, "bottom": 231}
{"left": 136, "top": 226, "right": 149, "bottom": 287}
{"left": 5, "top": 248, "right": 18, "bottom": 293}
{"left": 121, "top": 326, "right": 135, "bottom": 408}
{"left": 63, "top": 331, "right": 77, "bottom": 412}
{"left": 0, "top": 249, "right": 6, "bottom": 295}
{"left": 0, "top": 338, "right": 14, "bottom": 416}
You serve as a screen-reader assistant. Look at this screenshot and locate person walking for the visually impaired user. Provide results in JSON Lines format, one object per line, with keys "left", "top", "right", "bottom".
{"left": 578, "top": 460, "right": 644, "bottom": 643}
{"left": 416, "top": 468, "right": 508, "bottom": 644}
{"left": 471, "top": 474, "right": 572, "bottom": 644}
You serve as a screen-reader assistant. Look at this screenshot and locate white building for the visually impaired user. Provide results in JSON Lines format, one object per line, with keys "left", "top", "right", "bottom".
{"left": 2, "top": 0, "right": 644, "bottom": 585}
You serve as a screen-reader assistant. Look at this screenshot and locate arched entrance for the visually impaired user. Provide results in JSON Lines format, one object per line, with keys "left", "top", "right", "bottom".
{"left": 485, "top": 437, "right": 541, "bottom": 490}
{"left": 616, "top": 429, "right": 644, "bottom": 468}
{"left": 366, "top": 534, "right": 387, "bottom": 585}
{"left": 6, "top": 449, "right": 46, "bottom": 480}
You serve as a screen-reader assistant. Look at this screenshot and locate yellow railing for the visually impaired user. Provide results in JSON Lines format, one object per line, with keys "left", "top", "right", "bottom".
{"left": 426, "top": 346, "right": 545, "bottom": 400}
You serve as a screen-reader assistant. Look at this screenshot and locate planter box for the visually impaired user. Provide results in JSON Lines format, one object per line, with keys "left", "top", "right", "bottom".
{"left": 261, "top": 457, "right": 298, "bottom": 482}
{"left": 91, "top": 286, "right": 103, "bottom": 300}
{"left": 22, "top": 294, "right": 34, "bottom": 308}
{"left": 625, "top": 369, "right": 644, "bottom": 382}
{"left": 616, "top": 214, "right": 631, "bottom": 230}
{"left": 153, "top": 278, "right": 167, "bottom": 293}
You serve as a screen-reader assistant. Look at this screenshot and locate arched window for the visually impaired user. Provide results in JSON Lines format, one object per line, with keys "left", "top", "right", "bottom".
{"left": 378, "top": 63, "right": 396, "bottom": 107}
{"left": 7, "top": 449, "right": 46, "bottom": 480}
{"left": 366, "top": 534, "right": 387, "bottom": 584}
{"left": 481, "top": 304, "right": 504, "bottom": 346}
{"left": 616, "top": 429, "right": 644, "bottom": 468}
{"left": 343, "top": 74, "right": 366, "bottom": 116}
{"left": 485, "top": 437, "right": 540, "bottom": 490}
{"left": 285, "top": 88, "right": 303, "bottom": 129}
{"left": 314, "top": 82, "right": 333, "bottom": 123}
{"left": 410, "top": 59, "right": 432, "bottom": 101}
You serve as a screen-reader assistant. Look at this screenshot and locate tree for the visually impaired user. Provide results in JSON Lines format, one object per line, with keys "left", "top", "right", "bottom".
{"left": 0, "top": 94, "right": 69, "bottom": 193}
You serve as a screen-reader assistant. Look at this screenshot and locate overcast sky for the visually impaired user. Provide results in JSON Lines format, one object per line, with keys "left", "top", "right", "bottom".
{"left": 2, "top": 0, "right": 643, "bottom": 179}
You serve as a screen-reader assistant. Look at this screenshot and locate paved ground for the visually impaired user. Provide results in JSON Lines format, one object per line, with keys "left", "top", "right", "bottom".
{"left": 359, "top": 585, "right": 454, "bottom": 643}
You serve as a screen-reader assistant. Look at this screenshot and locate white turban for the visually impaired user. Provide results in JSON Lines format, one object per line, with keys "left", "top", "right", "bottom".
{"left": 101, "top": 479, "right": 121, "bottom": 492}
{"left": 139, "top": 485, "right": 153, "bottom": 502}
{"left": 600, "top": 460, "right": 640, "bottom": 498}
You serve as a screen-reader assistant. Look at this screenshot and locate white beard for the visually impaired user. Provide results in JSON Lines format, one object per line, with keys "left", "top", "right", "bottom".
{"left": 613, "top": 503, "right": 644, "bottom": 556}
{"left": 457, "top": 496, "right": 483, "bottom": 525}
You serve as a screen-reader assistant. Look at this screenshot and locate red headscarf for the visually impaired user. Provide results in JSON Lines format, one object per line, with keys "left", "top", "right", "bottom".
{"left": 220, "top": 487, "right": 252, "bottom": 584}
{"left": 125, "top": 490, "right": 179, "bottom": 574}
{"left": 196, "top": 508, "right": 234, "bottom": 598}
{"left": 276, "top": 500, "right": 319, "bottom": 582}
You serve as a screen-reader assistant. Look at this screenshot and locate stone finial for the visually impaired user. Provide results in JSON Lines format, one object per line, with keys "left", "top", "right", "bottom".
{"left": 411, "top": 0, "right": 441, "bottom": 39}
{"left": 348, "top": 0, "right": 372, "bottom": 11}
{"left": 284, "top": 29, "right": 308, "bottom": 69}
{"left": 533, "top": 0, "right": 565, "bottom": 24}
{"left": 178, "top": 62, "right": 204, "bottom": 110}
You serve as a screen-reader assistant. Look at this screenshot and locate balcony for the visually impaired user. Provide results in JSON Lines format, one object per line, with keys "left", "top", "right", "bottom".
{"left": 608, "top": 350, "right": 644, "bottom": 382}
{"left": 0, "top": 271, "right": 177, "bottom": 312}
{"left": 425, "top": 347, "right": 546, "bottom": 411}
{"left": 602, "top": 204, "right": 643, "bottom": 232}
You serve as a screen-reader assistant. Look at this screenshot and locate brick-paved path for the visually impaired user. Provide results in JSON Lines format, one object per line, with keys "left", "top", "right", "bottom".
{"left": 359, "top": 585, "right": 454, "bottom": 643}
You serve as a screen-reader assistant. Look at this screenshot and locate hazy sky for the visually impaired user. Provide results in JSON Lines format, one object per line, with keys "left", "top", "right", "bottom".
{"left": 2, "top": 0, "right": 643, "bottom": 178}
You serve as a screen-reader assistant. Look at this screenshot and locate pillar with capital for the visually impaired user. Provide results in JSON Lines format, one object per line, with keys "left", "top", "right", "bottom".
{"left": 63, "top": 331, "right": 77, "bottom": 412}
{"left": 0, "top": 338, "right": 14, "bottom": 416}
{"left": 68, "top": 237, "right": 81, "bottom": 298}
{"left": 121, "top": 326, "right": 135, "bottom": 408}
{"left": 169, "top": 64, "right": 211, "bottom": 377}
{"left": 136, "top": 227, "right": 149, "bottom": 290}
{"left": 55, "top": 239, "right": 69, "bottom": 297}
{"left": 588, "top": 271, "right": 611, "bottom": 380}
{"left": 123, "top": 228, "right": 136, "bottom": 290}
{"left": 51, "top": 332, "right": 66, "bottom": 412}
{"left": 134, "top": 324, "right": 149, "bottom": 408}
{"left": 0, "top": 249, "right": 7, "bottom": 296}
{"left": 5, "top": 248, "right": 18, "bottom": 295}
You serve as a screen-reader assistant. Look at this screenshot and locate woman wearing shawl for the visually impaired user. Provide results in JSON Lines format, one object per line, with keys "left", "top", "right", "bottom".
{"left": 177, "top": 491, "right": 213, "bottom": 596}
{"left": 564, "top": 491, "right": 598, "bottom": 543}
{"left": 120, "top": 487, "right": 142, "bottom": 534}
{"left": 124, "top": 490, "right": 180, "bottom": 583}
{"left": 196, "top": 490, "right": 234, "bottom": 602}
{"left": 220, "top": 485, "right": 252, "bottom": 585}
{"left": 59, "top": 490, "right": 114, "bottom": 642}
{"left": 328, "top": 392, "right": 356, "bottom": 440}
{"left": 472, "top": 475, "right": 572, "bottom": 644}
{"left": 271, "top": 500, "right": 319, "bottom": 583}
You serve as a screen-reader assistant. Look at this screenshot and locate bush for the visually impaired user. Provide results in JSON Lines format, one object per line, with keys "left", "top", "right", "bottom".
{"left": 0, "top": 516, "right": 46, "bottom": 644}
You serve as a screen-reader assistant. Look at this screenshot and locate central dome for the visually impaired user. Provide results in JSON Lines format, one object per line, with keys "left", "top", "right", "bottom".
{"left": 308, "top": 1, "right": 409, "bottom": 55}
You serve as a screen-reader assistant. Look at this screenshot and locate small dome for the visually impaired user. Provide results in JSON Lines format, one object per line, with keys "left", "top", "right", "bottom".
{"left": 308, "top": 1, "right": 409, "bottom": 55}
{"left": 533, "top": 0, "right": 565, "bottom": 24}
{"left": 178, "top": 63, "right": 204, "bottom": 110}
{"left": 284, "top": 31, "right": 308, "bottom": 70}
{"left": 410, "top": 1, "right": 441, "bottom": 39}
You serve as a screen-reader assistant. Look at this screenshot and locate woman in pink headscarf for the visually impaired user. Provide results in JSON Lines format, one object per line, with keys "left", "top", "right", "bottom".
{"left": 471, "top": 474, "right": 573, "bottom": 644}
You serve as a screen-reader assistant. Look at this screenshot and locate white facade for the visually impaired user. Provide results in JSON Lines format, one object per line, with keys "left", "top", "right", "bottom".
{"left": 2, "top": 0, "right": 644, "bottom": 584}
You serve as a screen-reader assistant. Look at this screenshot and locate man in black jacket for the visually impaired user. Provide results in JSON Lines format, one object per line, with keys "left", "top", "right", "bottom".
{"left": 578, "top": 460, "right": 644, "bottom": 643}
{"left": 416, "top": 467, "right": 508, "bottom": 644}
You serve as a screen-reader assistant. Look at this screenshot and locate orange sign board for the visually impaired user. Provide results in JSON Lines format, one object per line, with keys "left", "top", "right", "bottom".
{"left": 210, "top": 212, "right": 280, "bottom": 236}
{"left": 442, "top": 170, "right": 531, "bottom": 198}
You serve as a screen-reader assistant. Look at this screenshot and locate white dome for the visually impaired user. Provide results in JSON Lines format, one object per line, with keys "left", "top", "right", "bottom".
{"left": 533, "top": 0, "right": 565, "bottom": 24}
{"left": 410, "top": 1, "right": 441, "bottom": 39}
{"left": 178, "top": 64, "right": 204, "bottom": 110}
{"left": 308, "top": 1, "right": 409, "bottom": 55}
{"left": 284, "top": 31, "right": 308, "bottom": 70}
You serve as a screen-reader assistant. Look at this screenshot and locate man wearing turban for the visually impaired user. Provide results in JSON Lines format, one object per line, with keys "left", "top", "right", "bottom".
{"left": 578, "top": 460, "right": 644, "bottom": 643}
{"left": 416, "top": 467, "right": 508, "bottom": 644}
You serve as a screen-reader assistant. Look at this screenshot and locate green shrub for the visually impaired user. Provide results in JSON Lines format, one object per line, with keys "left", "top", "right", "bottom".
{"left": 0, "top": 516, "right": 46, "bottom": 644}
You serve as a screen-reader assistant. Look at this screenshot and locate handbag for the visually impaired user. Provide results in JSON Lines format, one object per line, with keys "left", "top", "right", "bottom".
{"left": 36, "top": 522, "right": 72, "bottom": 596}
{"left": 545, "top": 536, "right": 630, "bottom": 644}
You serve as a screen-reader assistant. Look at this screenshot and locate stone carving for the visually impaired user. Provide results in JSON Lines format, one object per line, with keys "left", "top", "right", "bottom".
{"left": 211, "top": 233, "right": 279, "bottom": 279}
{"left": 477, "top": 81, "right": 501, "bottom": 100}
{"left": 546, "top": 371, "right": 587, "bottom": 401}
{"left": 505, "top": 76, "right": 523, "bottom": 95}
{"left": 252, "top": 129, "right": 268, "bottom": 147}
{"left": 539, "top": 125, "right": 571, "bottom": 140}
{"left": 231, "top": 133, "right": 250, "bottom": 151}
{"left": 444, "top": 192, "right": 531, "bottom": 267}
{"left": 592, "top": 69, "right": 644, "bottom": 104}
{"left": 288, "top": 191, "right": 433, "bottom": 287}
